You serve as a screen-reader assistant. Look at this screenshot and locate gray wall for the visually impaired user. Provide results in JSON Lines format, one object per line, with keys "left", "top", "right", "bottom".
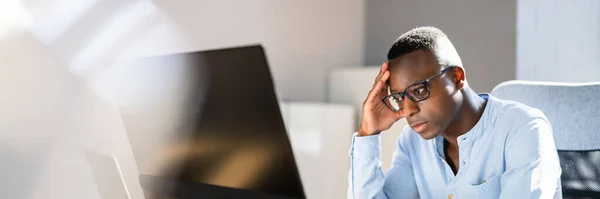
{"left": 365, "top": 0, "right": 516, "bottom": 92}
{"left": 154, "top": 0, "right": 365, "bottom": 102}
{"left": 517, "top": 0, "right": 600, "bottom": 82}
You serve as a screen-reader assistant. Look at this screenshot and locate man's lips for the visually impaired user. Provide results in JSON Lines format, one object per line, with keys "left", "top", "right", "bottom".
{"left": 410, "top": 121, "right": 427, "bottom": 127}
{"left": 409, "top": 121, "right": 428, "bottom": 132}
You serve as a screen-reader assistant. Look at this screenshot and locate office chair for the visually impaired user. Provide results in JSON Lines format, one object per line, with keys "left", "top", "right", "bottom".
{"left": 492, "top": 80, "right": 600, "bottom": 198}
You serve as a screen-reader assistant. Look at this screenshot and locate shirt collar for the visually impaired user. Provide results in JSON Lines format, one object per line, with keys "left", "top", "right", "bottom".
{"left": 433, "top": 93, "right": 494, "bottom": 148}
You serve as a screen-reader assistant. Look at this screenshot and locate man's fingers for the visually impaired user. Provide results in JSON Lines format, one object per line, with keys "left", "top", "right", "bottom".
{"left": 382, "top": 62, "right": 389, "bottom": 73}
{"left": 366, "top": 71, "right": 389, "bottom": 103}
{"left": 381, "top": 70, "right": 390, "bottom": 82}
{"left": 373, "top": 62, "right": 389, "bottom": 84}
{"left": 374, "top": 99, "right": 387, "bottom": 111}
{"left": 377, "top": 70, "right": 390, "bottom": 95}
{"left": 366, "top": 81, "right": 383, "bottom": 105}
{"left": 365, "top": 63, "right": 390, "bottom": 109}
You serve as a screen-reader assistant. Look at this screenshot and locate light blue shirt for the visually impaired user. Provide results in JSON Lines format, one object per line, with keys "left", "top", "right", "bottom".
{"left": 348, "top": 94, "right": 562, "bottom": 199}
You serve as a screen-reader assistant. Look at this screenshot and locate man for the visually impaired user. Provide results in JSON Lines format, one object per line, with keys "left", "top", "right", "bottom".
{"left": 348, "top": 27, "right": 562, "bottom": 198}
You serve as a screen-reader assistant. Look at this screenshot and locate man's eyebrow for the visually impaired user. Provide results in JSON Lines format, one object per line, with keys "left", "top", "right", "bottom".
{"left": 390, "top": 80, "right": 421, "bottom": 93}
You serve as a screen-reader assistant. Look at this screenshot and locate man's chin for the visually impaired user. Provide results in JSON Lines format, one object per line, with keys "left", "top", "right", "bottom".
{"left": 416, "top": 130, "right": 439, "bottom": 140}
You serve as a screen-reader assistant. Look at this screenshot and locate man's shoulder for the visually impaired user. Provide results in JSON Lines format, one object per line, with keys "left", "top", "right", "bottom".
{"left": 490, "top": 96, "right": 548, "bottom": 124}
{"left": 489, "top": 96, "right": 551, "bottom": 135}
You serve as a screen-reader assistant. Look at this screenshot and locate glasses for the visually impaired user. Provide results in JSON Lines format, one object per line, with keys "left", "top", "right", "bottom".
{"left": 382, "top": 66, "right": 457, "bottom": 112}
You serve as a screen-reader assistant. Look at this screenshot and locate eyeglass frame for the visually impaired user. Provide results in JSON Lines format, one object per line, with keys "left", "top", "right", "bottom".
{"left": 381, "top": 66, "right": 458, "bottom": 112}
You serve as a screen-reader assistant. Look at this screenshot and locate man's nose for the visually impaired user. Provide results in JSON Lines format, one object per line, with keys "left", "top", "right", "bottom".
{"left": 401, "top": 97, "right": 420, "bottom": 118}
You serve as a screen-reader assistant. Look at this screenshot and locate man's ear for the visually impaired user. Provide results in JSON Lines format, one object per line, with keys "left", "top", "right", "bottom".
{"left": 452, "top": 67, "right": 465, "bottom": 90}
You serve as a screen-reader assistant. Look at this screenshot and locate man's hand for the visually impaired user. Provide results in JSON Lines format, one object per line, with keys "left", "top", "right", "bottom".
{"left": 357, "top": 62, "right": 401, "bottom": 136}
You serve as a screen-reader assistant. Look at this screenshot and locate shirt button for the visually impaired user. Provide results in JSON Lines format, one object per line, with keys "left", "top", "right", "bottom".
{"left": 448, "top": 193, "right": 452, "bottom": 199}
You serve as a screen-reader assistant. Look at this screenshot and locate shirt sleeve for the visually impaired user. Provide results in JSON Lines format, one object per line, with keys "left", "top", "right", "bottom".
{"left": 348, "top": 127, "right": 419, "bottom": 199}
{"left": 499, "top": 116, "right": 562, "bottom": 199}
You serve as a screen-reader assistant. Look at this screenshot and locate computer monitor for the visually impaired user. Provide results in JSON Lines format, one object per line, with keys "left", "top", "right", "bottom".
{"left": 113, "top": 45, "right": 305, "bottom": 199}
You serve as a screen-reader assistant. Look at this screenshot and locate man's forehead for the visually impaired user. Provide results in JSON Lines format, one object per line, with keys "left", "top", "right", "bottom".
{"left": 389, "top": 50, "right": 433, "bottom": 67}
{"left": 388, "top": 51, "right": 440, "bottom": 92}
{"left": 388, "top": 71, "right": 428, "bottom": 93}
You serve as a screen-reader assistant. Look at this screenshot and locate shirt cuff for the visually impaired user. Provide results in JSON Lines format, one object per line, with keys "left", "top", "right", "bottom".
{"left": 349, "top": 132, "right": 382, "bottom": 159}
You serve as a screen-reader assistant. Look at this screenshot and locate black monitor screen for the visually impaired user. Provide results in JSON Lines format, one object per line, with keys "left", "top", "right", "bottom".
{"left": 113, "top": 45, "right": 305, "bottom": 199}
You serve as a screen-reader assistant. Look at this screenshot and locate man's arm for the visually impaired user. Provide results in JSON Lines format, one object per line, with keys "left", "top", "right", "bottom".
{"left": 500, "top": 117, "right": 562, "bottom": 198}
{"left": 348, "top": 127, "right": 419, "bottom": 199}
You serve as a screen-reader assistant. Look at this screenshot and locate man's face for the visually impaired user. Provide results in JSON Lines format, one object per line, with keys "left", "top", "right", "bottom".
{"left": 388, "top": 50, "right": 460, "bottom": 139}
